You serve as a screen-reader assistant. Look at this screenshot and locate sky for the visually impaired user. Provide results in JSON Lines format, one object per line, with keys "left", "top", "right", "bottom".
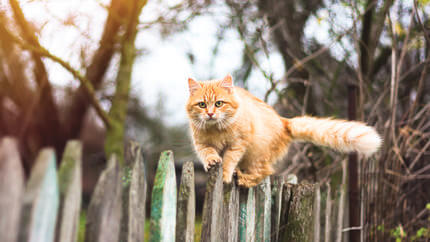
{"left": 2, "top": 0, "right": 398, "bottom": 125}
{"left": 3, "top": 0, "right": 285, "bottom": 125}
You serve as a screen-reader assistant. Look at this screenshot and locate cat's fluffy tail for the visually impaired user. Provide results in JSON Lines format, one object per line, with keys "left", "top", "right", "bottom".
{"left": 284, "top": 116, "right": 382, "bottom": 156}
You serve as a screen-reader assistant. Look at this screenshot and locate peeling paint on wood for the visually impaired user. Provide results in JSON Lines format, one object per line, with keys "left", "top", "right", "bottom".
{"left": 19, "top": 148, "right": 59, "bottom": 242}
{"left": 239, "top": 187, "right": 255, "bottom": 242}
{"left": 149, "top": 151, "right": 177, "bottom": 242}
{"left": 256, "top": 177, "right": 271, "bottom": 242}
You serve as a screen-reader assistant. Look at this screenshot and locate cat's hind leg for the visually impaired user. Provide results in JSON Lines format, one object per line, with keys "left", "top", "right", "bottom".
{"left": 235, "top": 163, "right": 274, "bottom": 187}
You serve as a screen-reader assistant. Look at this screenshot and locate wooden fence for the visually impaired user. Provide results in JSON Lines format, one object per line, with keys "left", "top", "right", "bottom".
{"left": 0, "top": 137, "right": 321, "bottom": 242}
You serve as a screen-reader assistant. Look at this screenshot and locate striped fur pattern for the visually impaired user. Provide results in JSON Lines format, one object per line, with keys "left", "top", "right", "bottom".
{"left": 186, "top": 75, "right": 382, "bottom": 187}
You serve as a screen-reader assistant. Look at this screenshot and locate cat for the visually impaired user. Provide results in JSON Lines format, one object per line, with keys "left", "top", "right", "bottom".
{"left": 186, "top": 74, "right": 382, "bottom": 187}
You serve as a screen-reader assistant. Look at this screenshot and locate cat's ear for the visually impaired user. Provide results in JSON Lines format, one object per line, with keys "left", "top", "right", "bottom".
{"left": 220, "top": 74, "right": 234, "bottom": 93}
{"left": 188, "top": 78, "right": 201, "bottom": 95}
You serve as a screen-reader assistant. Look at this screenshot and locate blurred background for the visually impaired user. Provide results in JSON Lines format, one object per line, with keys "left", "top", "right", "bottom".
{"left": 0, "top": 0, "right": 429, "bottom": 240}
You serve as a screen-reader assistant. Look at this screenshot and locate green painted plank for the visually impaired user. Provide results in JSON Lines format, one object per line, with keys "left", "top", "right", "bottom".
{"left": 279, "top": 184, "right": 316, "bottom": 242}
{"left": 176, "top": 161, "right": 195, "bottom": 242}
{"left": 56, "top": 140, "right": 82, "bottom": 242}
{"left": 120, "top": 141, "right": 147, "bottom": 242}
{"left": 255, "top": 177, "right": 271, "bottom": 242}
{"left": 0, "top": 137, "right": 24, "bottom": 242}
{"left": 85, "top": 155, "right": 123, "bottom": 242}
{"left": 270, "top": 175, "right": 285, "bottom": 242}
{"left": 200, "top": 163, "right": 223, "bottom": 242}
{"left": 19, "top": 148, "right": 59, "bottom": 242}
{"left": 149, "top": 151, "right": 177, "bottom": 242}
{"left": 221, "top": 180, "right": 239, "bottom": 242}
{"left": 239, "top": 187, "right": 255, "bottom": 242}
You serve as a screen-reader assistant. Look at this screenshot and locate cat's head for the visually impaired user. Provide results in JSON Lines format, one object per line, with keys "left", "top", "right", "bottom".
{"left": 186, "top": 75, "right": 239, "bottom": 129}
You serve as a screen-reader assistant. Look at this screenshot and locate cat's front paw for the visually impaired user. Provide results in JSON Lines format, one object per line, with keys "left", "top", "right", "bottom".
{"left": 203, "top": 155, "right": 222, "bottom": 171}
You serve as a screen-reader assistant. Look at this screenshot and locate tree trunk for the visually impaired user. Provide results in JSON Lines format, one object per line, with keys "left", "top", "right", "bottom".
{"left": 104, "top": 0, "right": 147, "bottom": 165}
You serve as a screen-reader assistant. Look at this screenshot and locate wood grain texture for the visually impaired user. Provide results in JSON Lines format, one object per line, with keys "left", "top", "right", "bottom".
{"left": 120, "top": 141, "right": 147, "bottom": 242}
{"left": 56, "top": 140, "right": 82, "bottom": 242}
{"left": 0, "top": 137, "right": 25, "bottom": 242}
{"left": 19, "top": 148, "right": 59, "bottom": 242}
{"left": 221, "top": 180, "right": 239, "bottom": 242}
{"left": 270, "top": 175, "right": 285, "bottom": 242}
{"left": 200, "top": 163, "right": 223, "bottom": 242}
{"left": 239, "top": 187, "right": 255, "bottom": 242}
{"left": 176, "top": 161, "right": 195, "bottom": 242}
{"left": 279, "top": 184, "right": 316, "bottom": 242}
{"left": 149, "top": 151, "right": 177, "bottom": 242}
{"left": 85, "top": 155, "right": 123, "bottom": 242}
{"left": 255, "top": 177, "right": 271, "bottom": 242}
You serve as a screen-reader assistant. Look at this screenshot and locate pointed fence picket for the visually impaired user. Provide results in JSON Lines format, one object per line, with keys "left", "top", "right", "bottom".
{"left": 0, "top": 137, "right": 320, "bottom": 242}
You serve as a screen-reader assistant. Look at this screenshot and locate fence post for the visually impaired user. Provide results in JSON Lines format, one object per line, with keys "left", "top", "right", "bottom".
{"left": 176, "top": 161, "right": 195, "bottom": 242}
{"left": 222, "top": 180, "right": 239, "bottom": 242}
{"left": 149, "top": 151, "right": 177, "bottom": 242}
{"left": 279, "top": 183, "right": 316, "bottom": 242}
{"left": 0, "top": 137, "right": 25, "bottom": 242}
{"left": 85, "top": 155, "right": 123, "bottom": 242}
{"left": 120, "top": 141, "right": 147, "bottom": 242}
{"left": 270, "top": 175, "right": 285, "bottom": 242}
{"left": 19, "top": 148, "right": 59, "bottom": 242}
{"left": 255, "top": 177, "right": 271, "bottom": 242}
{"left": 201, "top": 163, "right": 223, "bottom": 242}
{"left": 239, "top": 187, "right": 256, "bottom": 242}
{"left": 56, "top": 140, "right": 82, "bottom": 242}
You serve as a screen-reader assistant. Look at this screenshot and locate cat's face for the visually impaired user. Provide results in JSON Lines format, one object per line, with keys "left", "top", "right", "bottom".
{"left": 186, "top": 75, "right": 239, "bottom": 129}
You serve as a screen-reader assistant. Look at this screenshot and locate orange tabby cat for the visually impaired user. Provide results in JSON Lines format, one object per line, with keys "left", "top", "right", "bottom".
{"left": 186, "top": 75, "right": 382, "bottom": 187}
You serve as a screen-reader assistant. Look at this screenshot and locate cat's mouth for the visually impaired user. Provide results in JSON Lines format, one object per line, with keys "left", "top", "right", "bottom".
{"left": 205, "top": 118, "right": 218, "bottom": 124}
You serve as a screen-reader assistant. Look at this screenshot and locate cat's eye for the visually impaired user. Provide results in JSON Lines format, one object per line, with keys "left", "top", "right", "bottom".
{"left": 198, "top": 102, "right": 206, "bottom": 108}
{"left": 215, "top": 101, "right": 223, "bottom": 107}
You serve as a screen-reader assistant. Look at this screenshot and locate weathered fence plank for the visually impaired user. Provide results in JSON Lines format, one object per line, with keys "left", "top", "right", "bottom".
{"left": 255, "top": 177, "right": 271, "bottom": 242}
{"left": 19, "top": 148, "right": 59, "bottom": 242}
{"left": 270, "top": 175, "right": 285, "bottom": 242}
{"left": 201, "top": 163, "right": 223, "bottom": 242}
{"left": 314, "top": 184, "right": 321, "bottom": 242}
{"left": 120, "top": 141, "right": 147, "bottom": 242}
{"left": 85, "top": 155, "right": 123, "bottom": 242}
{"left": 279, "top": 184, "right": 316, "bottom": 242}
{"left": 149, "top": 151, "right": 177, "bottom": 242}
{"left": 176, "top": 161, "right": 195, "bottom": 242}
{"left": 56, "top": 141, "right": 82, "bottom": 242}
{"left": 239, "top": 187, "right": 256, "bottom": 242}
{"left": 221, "top": 180, "right": 239, "bottom": 242}
{"left": 0, "top": 138, "right": 25, "bottom": 242}
{"left": 324, "top": 182, "right": 332, "bottom": 242}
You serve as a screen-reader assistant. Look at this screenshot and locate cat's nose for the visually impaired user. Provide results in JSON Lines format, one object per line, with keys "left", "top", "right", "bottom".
{"left": 208, "top": 113, "right": 214, "bottom": 118}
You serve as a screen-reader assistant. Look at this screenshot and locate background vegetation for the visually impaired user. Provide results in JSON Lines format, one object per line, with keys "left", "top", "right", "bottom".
{"left": 0, "top": 0, "right": 429, "bottom": 240}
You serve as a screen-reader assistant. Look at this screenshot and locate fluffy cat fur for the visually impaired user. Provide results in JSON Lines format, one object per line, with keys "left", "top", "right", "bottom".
{"left": 186, "top": 75, "right": 382, "bottom": 187}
